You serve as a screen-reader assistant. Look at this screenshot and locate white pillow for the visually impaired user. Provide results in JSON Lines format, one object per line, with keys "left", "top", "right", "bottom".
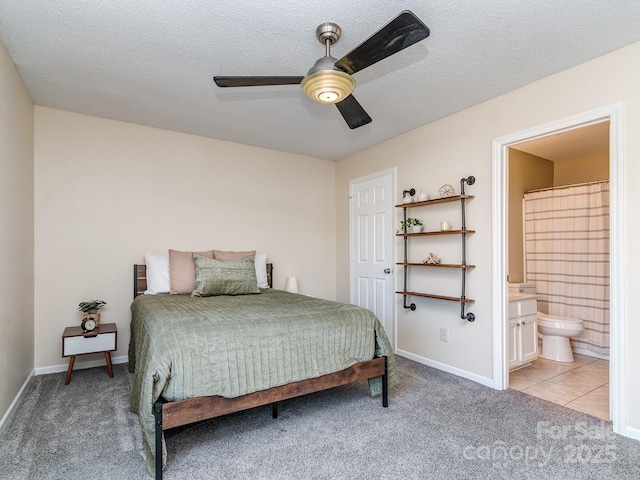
{"left": 255, "top": 252, "right": 269, "bottom": 288}
{"left": 144, "top": 252, "right": 170, "bottom": 294}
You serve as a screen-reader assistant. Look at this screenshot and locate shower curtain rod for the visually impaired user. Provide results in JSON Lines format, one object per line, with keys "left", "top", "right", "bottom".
{"left": 524, "top": 179, "right": 609, "bottom": 194}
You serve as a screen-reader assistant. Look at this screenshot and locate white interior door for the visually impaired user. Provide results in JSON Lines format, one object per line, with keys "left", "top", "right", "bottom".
{"left": 350, "top": 169, "right": 395, "bottom": 348}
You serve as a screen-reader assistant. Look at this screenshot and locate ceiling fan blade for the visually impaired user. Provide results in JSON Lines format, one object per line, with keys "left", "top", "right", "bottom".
{"left": 335, "top": 10, "right": 430, "bottom": 75}
{"left": 335, "top": 95, "right": 372, "bottom": 129}
{"left": 213, "top": 76, "right": 304, "bottom": 87}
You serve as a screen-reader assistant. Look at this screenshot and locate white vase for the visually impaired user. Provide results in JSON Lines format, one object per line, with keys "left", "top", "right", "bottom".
{"left": 411, "top": 225, "right": 423, "bottom": 233}
{"left": 284, "top": 276, "right": 299, "bottom": 293}
{"left": 417, "top": 191, "right": 428, "bottom": 202}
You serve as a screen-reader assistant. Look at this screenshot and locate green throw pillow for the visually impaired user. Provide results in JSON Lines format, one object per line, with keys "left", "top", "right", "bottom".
{"left": 192, "top": 254, "right": 261, "bottom": 297}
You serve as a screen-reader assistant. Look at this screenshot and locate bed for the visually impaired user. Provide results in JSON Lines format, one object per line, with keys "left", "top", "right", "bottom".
{"left": 129, "top": 262, "right": 397, "bottom": 479}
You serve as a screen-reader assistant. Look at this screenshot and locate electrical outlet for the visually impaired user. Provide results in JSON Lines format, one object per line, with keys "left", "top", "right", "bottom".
{"left": 440, "top": 327, "right": 449, "bottom": 342}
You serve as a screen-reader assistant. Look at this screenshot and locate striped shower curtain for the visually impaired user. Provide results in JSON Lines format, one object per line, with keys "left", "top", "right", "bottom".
{"left": 523, "top": 182, "right": 610, "bottom": 356}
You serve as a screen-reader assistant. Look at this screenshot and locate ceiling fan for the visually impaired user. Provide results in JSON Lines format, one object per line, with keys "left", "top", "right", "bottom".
{"left": 213, "top": 10, "right": 430, "bottom": 129}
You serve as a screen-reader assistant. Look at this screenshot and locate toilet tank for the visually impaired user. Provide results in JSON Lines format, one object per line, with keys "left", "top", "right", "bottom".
{"left": 508, "top": 283, "right": 536, "bottom": 294}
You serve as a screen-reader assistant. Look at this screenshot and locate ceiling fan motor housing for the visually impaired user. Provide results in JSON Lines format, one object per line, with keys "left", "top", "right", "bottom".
{"left": 301, "top": 23, "right": 355, "bottom": 104}
{"left": 316, "top": 22, "right": 341, "bottom": 46}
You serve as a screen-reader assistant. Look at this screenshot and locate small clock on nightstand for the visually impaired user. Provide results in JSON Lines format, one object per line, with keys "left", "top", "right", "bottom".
{"left": 81, "top": 317, "right": 97, "bottom": 332}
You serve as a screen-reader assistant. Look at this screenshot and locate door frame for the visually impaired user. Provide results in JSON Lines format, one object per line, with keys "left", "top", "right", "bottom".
{"left": 349, "top": 167, "right": 397, "bottom": 349}
{"left": 491, "top": 103, "right": 626, "bottom": 435}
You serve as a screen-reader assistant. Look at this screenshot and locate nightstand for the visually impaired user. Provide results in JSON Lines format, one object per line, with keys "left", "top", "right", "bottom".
{"left": 62, "top": 323, "right": 117, "bottom": 385}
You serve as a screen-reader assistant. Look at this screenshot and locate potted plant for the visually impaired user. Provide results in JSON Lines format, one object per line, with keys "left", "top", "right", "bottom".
{"left": 78, "top": 300, "right": 106, "bottom": 327}
{"left": 398, "top": 218, "right": 423, "bottom": 233}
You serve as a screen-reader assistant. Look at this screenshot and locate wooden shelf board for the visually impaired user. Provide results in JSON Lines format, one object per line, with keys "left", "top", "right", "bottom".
{"left": 396, "top": 262, "right": 475, "bottom": 269}
{"left": 395, "top": 195, "right": 474, "bottom": 208}
{"left": 396, "top": 291, "right": 475, "bottom": 303}
{"left": 396, "top": 229, "right": 475, "bottom": 237}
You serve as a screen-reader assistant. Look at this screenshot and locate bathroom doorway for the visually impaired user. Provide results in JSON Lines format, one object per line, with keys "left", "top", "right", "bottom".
{"left": 491, "top": 104, "right": 626, "bottom": 434}
{"left": 510, "top": 123, "right": 610, "bottom": 420}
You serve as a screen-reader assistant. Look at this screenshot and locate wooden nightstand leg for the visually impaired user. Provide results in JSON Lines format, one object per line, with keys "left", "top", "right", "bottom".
{"left": 65, "top": 356, "right": 76, "bottom": 385}
{"left": 105, "top": 352, "right": 114, "bottom": 378}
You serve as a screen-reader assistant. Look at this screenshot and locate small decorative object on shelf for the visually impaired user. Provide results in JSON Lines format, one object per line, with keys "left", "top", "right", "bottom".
{"left": 438, "top": 184, "right": 455, "bottom": 198}
{"left": 440, "top": 221, "right": 451, "bottom": 231}
{"left": 402, "top": 188, "right": 415, "bottom": 204}
{"left": 397, "top": 217, "right": 423, "bottom": 233}
{"left": 416, "top": 190, "right": 429, "bottom": 202}
{"left": 78, "top": 299, "right": 106, "bottom": 327}
{"left": 423, "top": 252, "right": 441, "bottom": 265}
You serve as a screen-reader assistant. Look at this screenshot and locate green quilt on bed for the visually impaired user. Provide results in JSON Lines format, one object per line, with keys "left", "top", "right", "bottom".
{"left": 128, "top": 288, "right": 397, "bottom": 476}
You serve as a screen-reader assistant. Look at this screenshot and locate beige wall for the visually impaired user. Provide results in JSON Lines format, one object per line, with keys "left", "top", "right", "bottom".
{"left": 554, "top": 150, "right": 609, "bottom": 185}
{"left": 34, "top": 108, "right": 336, "bottom": 370}
{"left": 508, "top": 150, "right": 554, "bottom": 283}
{"left": 0, "top": 40, "right": 34, "bottom": 422}
{"left": 336, "top": 41, "right": 640, "bottom": 430}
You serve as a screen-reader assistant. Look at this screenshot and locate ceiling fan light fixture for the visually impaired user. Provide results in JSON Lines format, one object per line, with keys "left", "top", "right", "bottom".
{"left": 301, "top": 69, "right": 355, "bottom": 104}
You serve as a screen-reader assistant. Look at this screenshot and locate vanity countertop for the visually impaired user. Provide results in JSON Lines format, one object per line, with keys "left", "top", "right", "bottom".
{"left": 508, "top": 293, "right": 538, "bottom": 301}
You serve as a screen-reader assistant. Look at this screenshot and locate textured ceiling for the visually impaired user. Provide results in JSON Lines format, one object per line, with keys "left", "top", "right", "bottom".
{"left": 1, "top": 1, "right": 639, "bottom": 160}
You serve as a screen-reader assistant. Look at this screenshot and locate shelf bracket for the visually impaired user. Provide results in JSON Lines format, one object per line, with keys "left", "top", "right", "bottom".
{"left": 459, "top": 176, "right": 476, "bottom": 322}
{"left": 401, "top": 203, "right": 416, "bottom": 311}
{"left": 403, "top": 294, "right": 416, "bottom": 311}
{"left": 402, "top": 188, "right": 416, "bottom": 199}
{"left": 460, "top": 304, "right": 475, "bottom": 322}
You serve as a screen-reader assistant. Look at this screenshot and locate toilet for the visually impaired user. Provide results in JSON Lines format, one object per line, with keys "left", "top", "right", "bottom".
{"left": 537, "top": 312, "right": 585, "bottom": 362}
{"left": 508, "top": 283, "right": 584, "bottom": 362}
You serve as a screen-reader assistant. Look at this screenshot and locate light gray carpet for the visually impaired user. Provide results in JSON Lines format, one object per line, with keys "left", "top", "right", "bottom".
{"left": 1, "top": 357, "right": 639, "bottom": 480}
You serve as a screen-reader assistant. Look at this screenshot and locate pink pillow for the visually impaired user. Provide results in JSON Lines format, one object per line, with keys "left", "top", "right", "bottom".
{"left": 169, "top": 249, "right": 214, "bottom": 294}
{"left": 213, "top": 250, "right": 256, "bottom": 261}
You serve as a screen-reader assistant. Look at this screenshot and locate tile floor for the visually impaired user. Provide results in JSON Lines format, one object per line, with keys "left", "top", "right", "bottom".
{"left": 509, "top": 354, "right": 610, "bottom": 421}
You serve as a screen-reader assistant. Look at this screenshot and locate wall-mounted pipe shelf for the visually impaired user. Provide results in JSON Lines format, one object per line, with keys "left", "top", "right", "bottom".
{"left": 396, "top": 176, "right": 476, "bottom": 322}
{"left": 396, "top": 263, "right": 475, "bottom": 269}
{"left": 395, "top": 291, "right": 475, "bottom": 303}
{"left": 397, "top": 229, "right": 475, "bottom": 237}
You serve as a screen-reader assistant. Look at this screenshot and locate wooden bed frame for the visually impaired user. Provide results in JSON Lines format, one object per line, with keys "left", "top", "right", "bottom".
{"left": 132, "top": 264, "right": 388, "bottom": 480}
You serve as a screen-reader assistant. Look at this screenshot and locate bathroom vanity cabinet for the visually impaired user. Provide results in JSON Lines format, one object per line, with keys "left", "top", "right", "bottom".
{"left": 509, "top": 295, "right": 538, "bottom": 370}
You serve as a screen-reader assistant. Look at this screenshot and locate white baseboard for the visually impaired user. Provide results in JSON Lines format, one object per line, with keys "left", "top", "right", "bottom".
{"left": 395, "top": 349, "right": 494, "bottom": 388}
{"left": 624, "top": 425, "right": 640, "bottom": 442}
{"left": 34, "top": 355, "right": 129, "bottom": 376}
{"left": 0, "top": 369, "right": 34, "bottom": 437}
{"left": 572, "top": 348, "right": 610, "bottom": 360}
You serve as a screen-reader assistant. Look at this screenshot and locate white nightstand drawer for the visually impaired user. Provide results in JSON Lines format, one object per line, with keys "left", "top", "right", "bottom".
{"left": 64, "top": 332, "right": 116, "bottom": 356}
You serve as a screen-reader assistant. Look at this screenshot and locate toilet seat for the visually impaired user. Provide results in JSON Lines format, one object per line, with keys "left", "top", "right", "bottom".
{"left": 537, "top": 312, "right": 584, "bottom": 329}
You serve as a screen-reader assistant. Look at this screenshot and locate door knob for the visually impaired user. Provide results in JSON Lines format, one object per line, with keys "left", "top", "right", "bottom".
{"left": 384, "top": 268, "right": 391, "bottom": 274}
